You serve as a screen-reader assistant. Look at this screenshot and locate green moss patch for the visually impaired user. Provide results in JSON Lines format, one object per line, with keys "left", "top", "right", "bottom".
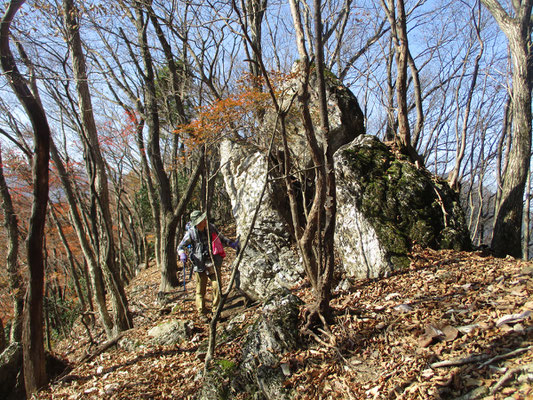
{"left": 339, "top": 136, "right": 471, "bottom": 271}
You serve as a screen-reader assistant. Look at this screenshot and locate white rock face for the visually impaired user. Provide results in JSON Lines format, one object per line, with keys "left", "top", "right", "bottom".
{"left": 220, "top": 140, "right": 303, "bottom": 301}
{"left": 335, "top": 139, "right": 392, "bottom": 278}
{"left": 219, "top": 69, "right": 368, "bottom": 297}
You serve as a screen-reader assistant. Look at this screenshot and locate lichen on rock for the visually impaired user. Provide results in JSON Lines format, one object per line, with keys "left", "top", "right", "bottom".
{"left": 335, "top": 135, "right": 471, "bottom": 278}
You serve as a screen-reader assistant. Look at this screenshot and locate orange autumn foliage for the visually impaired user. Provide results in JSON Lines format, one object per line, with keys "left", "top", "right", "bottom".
{"left": 173, "top": 72, "right": 294, "bottom": 154}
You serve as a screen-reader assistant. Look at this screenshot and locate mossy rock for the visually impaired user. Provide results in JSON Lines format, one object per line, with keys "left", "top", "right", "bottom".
{"left": 232, "top": 289, "right": 302, "bottom": 399}
{"left": 335, "top": 135, "right": 471, "bottom": 278}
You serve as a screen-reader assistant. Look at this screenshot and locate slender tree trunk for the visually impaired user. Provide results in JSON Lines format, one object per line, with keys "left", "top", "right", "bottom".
{"left": 524, "top": 170, "right": 531, "bottom": 259}
{"left": 313, "top": 0, "right": 335, "bottom": 321}
{"left": 407, "top": 49, "right": 424, "bottom": 148}
{"left": 287, "top": 0, "right": 336, "bottom": 326}
{"left": 50, "top": 208, "right": 88, "bottom": 315}
{"left": 81, "top": 259, "right": 95, "bottom": 315}
{"left": 0, "top": 317, "right": 5, "bottom": 352}
{"left": 381, "top": 0, "right": 422, "bottom": 164}
{"left": 64, "top": 0, "right": 132, "bottom": 332}
{"left": 44, "top": 285, "right": 51, "bottom": 352}
{"left": 384, "top": 38, "right": 396, "bottom": 141}
{"left": 0, "top": 146, "right": 23, "bottom": 344}
{"left": 245, "top": 0, "right": 267, "bottom": 86}
{"left": 1, "top": 1, "right": 50, "bottom": 393}
{"left": 21, "top": 75, "right": 50, "bottom": 397}
{"left": 493, "top": 95, "right": 512, "bottom": 220}
{"left": 133, "top": 115, "right": 161, "bottom": 270}
{"left": 448, "top": 2, "right": 483, "bottom": 191}
{"left": 133, "top": 3, "right": 205, "bottom": 292}
{"left": 50, "top": 139, "right": 113, "bottom": 337}
{"left": 133, "top": 4, "right": 178, "bottom": 291}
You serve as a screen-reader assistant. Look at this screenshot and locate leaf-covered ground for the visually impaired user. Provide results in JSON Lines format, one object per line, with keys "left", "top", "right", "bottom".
{"left": 38, "top": 248, "right": 533, "bottom": 399}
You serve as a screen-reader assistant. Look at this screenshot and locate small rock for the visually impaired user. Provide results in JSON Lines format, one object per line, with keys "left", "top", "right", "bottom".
{"left": 442, "top": 325, "right": 459, "bottom": 341}
{"left": 84, "top": 387, "right": 98, "bottom": 394}
{"left": 148, "top": 319, "right": 194, "bottom": 345}
{"left": 457, "top": 324, "right": 480, "bottom": 334}
{"left": 394, "top": 304, "right": 413, "bottom": 313}
{"left": 104, "top": 383, "right": 120, "bottom": 395}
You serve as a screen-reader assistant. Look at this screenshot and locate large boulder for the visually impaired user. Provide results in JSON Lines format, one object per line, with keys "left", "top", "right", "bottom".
{"left": 221, "top": 140, "right": 302, "bottom": 302}
{"left": 221, "top": 71, "right": 470, "bottom": 295}
{"left": 335, "top": 135, "right": 471, "bottom": 278}
{"left": 277, "top": 63, "right": 365, "bottom": 164}
{"left": 220, "top": 70, "right": 365, "bottom": 301}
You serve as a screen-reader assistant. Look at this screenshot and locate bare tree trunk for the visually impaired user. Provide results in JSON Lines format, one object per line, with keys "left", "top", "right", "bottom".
{"left": 0, "top": 146, "right": 23, "bottom": 344}
{"left": 482, "top": 0, "right": 532, "bottom": 258}
{"left": 286, "top": 0, "right": 335, "bottom": 326}
{"left": 288, "top": 0, "right": 323, "bottom": 293}
{"left": 234, "top": 0, "right": 337, "bottom": 327}
{"left": 448, "top": 2, "right": 484, "bottom": 191}
{"left": 407, "top": 49, "right": 424, "bottom": 148}
{"left": 132, "top": 2, "right": 204, "bottom": 292}
{"left": 384, "top": 37, "right": 396, "bottom": 141}
{"left": 313, "top": 0, "right": 335, "bottom": 322}
{"left": 44, "top": 285, "right": 51, "bottom": 352}
{"left": 133, "top": 114, "right": 161, "bottom": 270}
{"left": 0, "top": 317, "right": 5, "bottom": 352}
{"left": 1, "top": 0, "right": 50, "bottom": 394}
{"left": 50, "top": 139, "right": 113, "bottom": 337}
{"left": 381, "top": 0, "right": 422, "bottom": 165}
{"left": 133, "top": 4, "right": 178, "bottom": 291}
{"left": 524, "top": 170, "right": 531, "bottom": 260}
{"left": 242, "top": 0, "right": 267, "bottom": 85}
{"left": 50, "top": 207, "right": 89, "bottom": 317}
{"left": 90, "top": 23, "right": 161, "bottom": 273}
{"left": 147, "top": 4, "right": 190, "bottom": 206}
{"left": 63, "top": 0, "right": 132, "bottom": 332}
{"left": 493, "top": 95, "right": 512, "bottom": 226}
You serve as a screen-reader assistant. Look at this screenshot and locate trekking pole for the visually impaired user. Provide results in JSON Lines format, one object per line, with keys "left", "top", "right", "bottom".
{"left": 182, "top": 261, "right": 187, "bottom": 291}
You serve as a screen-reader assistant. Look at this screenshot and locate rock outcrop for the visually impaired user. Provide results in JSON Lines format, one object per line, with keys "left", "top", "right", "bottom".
{"left": 0, "top": 343, "right": 23, "bottom": 400}
{"left": 0, "top": 342, "right": 69, "bottom": 400}
{"left": 277, "top": 64, "right": 365, "bottom": 164}
{"left": 220, "top": 70, "right": 365, "bottom": 301}
{"left": 221, "top": 71, "right": 471, "bottom": 297}
{"left": 335, "top": 135, "right": 471, "bottom": 278}
{"left": 198, "top": 290, "right": 302, "bottom": 400}
{"left": 147, "top": 319, "right": 194, "bottom": 346}
{"left": 221, "top": 140, "right": 302, "bottom": 301}
{"left": 234, "top": 289, "right": 302, "bottom": 399}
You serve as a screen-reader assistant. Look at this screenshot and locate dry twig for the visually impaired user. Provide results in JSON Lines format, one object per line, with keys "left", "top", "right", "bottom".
{"left": 490, "top": 363, "right": 533, "bottom": 394}
{"left": 430, "top": 354, "right": 490, "bottom": 369}
{"left": 479, "top": 346, "right": 533, "bottom": 369}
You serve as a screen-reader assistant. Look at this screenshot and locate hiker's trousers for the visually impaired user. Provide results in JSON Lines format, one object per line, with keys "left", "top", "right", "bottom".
{"left": 195, "top": 267, "right": 220, "bottom": 314}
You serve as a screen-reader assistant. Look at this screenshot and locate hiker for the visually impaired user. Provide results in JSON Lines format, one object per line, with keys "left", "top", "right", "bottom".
{"left": 177, "top": 210, "right": 239, "bottom": 321}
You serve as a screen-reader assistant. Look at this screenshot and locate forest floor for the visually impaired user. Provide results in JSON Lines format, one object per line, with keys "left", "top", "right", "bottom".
{"left": 37, "top": 246, "right": 533, "bottom": 399}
